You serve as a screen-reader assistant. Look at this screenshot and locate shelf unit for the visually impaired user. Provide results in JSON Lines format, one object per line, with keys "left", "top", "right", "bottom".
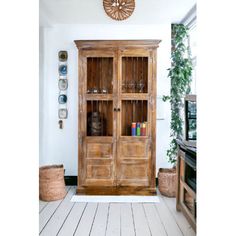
{"left": 74, "top": 40, "right": 161, "bottom": 195}
{"left": 176, "top": 139, "right": 196, "bottom": 231}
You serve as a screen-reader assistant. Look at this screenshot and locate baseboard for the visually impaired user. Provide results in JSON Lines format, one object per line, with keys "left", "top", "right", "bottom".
{"left": 65, "top": 176, "right": 158, "bottom": 187}
{"left": 64, "top": 176, "right": 77, "bottom": 186}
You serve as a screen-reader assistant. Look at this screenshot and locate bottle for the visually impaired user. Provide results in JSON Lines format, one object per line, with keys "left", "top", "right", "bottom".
{"left": 131, "top": 122, "right": 136, "bottom": 136}
{"left": 136, "top": 122, "right": 141, "bottom": 136}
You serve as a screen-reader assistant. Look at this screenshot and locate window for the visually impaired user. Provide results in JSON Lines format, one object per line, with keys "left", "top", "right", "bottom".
{"left": 181, "top": 4, "right": 197, "bottom": 95}
{"left": 188, "top": 25, "right": 197, "bottom": 94}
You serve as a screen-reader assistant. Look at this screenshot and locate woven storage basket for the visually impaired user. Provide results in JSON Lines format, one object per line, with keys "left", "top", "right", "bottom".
{"left": 158, "top": 168, "right": 176, "bottom": 197}
{"left": 39, "top": 164, "right": 66, "bottom": 201}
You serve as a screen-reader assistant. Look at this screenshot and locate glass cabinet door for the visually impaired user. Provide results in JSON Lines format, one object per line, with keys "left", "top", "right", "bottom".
{"left": 119, "top": 56, "right": 150, "bottom": 137}
{"left": 86, "top": 57, "right": 115, "bottom": 137}
{"left": 82, "top": 54, "right": 116, "bottom": 187}
{"left": 117, "top": 54, "right": 152, "bottom": 187}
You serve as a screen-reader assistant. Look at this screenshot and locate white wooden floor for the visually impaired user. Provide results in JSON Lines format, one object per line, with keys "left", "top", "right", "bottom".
{"left": 39, "top": 186, "right": 195, "bottom": 236}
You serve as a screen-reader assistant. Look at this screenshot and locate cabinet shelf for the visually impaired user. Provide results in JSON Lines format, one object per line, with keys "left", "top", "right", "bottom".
{"left": 120, "top": 136, "right": 148, "bottom": 140}
{"left": 86, "top": 94, "right": 113, "bottom": 100}
{"left": 121, "top": 94, "right": 149, "bottom": 100}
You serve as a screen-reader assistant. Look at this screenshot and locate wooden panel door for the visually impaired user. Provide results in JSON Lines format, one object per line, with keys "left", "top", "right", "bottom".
{"left": 116, "top": 48, "right": 156, "bottom": 188}
{"left": 78, "top": 49, "right": 118, "bottom": 187}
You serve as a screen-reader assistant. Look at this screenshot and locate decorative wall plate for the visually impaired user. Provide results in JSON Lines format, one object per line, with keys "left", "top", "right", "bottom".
{"left": 58, "top": 79, "right": 68, "bottom": 91}
{"left": 103, "top": 0, "right": 135, "bottom": 21}
{"left": 58, "top": 109, "right": 68, "bottom": 119}
{"left": 59, "top": 65, "right": 67, "bottom": 76}
{"left": 58, "top": 94, "right": 67, "bottom": 104}
{"left": 58, "top": 51, "right": 68, "bottom": 62}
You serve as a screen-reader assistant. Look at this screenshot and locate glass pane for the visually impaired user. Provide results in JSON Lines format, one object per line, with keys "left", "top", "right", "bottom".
{"left": 187, "top": 101, "right": 196, "bottom": 140}
{"left": 185, "top": 151, "right": 196, "bottom": 192}
{"left": 87, "top": 100, "right": 113, "bottom": 136}
{"left": 189, "top": 26, "right": 197, "bottom": 58}
{"left": 122, "top": 57, "right": 148, "bottom": 93}
{"left": 87, "top": 57, "right": 113, "bottom": 94}
{"left": 188, "top": 101, "right": 196, "bottom": 118}
{"left": 121, "top": 100, "right": 148, "bottom": 136}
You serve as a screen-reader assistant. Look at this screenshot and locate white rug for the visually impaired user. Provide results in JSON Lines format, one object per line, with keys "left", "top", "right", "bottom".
{"left": 71, "top": 195, "right": 160, "bottom": 203}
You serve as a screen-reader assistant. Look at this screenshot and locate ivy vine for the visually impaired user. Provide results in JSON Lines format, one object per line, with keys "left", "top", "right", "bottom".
{"left": 163, "top": 24, "right": 193, "bottom": 165}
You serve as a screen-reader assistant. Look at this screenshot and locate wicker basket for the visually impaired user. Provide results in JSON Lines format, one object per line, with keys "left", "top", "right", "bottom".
{"left": 39, "top": 165, "right": 66, "bottom": 201}
{"left": 158, "top": 168, "right": 177, "bottom": 197}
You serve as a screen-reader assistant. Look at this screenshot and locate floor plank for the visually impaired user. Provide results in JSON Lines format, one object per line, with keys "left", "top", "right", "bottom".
{"left": 57, "top": 202, "right": 87, "bottom": 236}
{"left": 90, "top": 203, "right": 109, "bottom": 236}
{"left": 154, "top": 194, "right": 183, "bottom": 236}
{"left": 38, "top": 186, "right": 195, "bottom": 236}
{"left": 40, "top": 187, "right": 76, "bottom": 236}
{"left": 106, "top": 203, "right": 121, "bottom": 236}
{"left": 39, "top": 201, "right": 48, "bottom": 213}
{"left": 132, "top": 203, "right": 151, "bottom": 236}
{"left": 39, "top": 187, "right": 71, "bottom": 234}
{"left": 74, "top": 203, "right": 98, "bottom": 236}
{"left": 120, "top": 203, "right": 135, "bottom": 236}
{"left": 162, "top": 196, "right": 195, "bottom": 236}
{"left": 143, "top": 203, "right": 167, "bottom": 236}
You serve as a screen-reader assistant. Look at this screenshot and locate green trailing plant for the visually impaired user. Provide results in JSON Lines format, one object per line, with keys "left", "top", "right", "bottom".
{"left": 163, "top": 24, "right": 193, "bottom": 165}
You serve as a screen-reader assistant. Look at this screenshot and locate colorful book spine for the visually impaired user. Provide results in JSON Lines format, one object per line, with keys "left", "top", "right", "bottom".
{"left": 136, "top": 123, "right": 141, "bottom": 136}
{"left": 141, "top": 122, "right": 146, "bottom": 136}
{"left": 131, "top": 122, "right": 136, "bottom": 136}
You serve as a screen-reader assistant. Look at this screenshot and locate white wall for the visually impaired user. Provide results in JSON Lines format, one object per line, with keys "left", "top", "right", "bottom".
{"left": 40, "top": 0, "right": 196, "bottom": 25}
{"left": 39, "top": 24, "right": 172, "bottom": 176}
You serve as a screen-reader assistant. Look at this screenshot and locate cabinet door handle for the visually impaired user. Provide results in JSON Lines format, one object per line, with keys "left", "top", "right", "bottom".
{"left": 117, "top": 108, "right": 120, "bottom": 112}
{"left": 114, "top": 108, "right": 117, "bottom": 112}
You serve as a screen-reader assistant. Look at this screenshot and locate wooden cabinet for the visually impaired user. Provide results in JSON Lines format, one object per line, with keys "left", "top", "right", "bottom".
{"left": 74, "top": 40, "right": 161, "bottom": 195}
{"left": 176, "top": 140, "right": 196, "bottom": 231}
